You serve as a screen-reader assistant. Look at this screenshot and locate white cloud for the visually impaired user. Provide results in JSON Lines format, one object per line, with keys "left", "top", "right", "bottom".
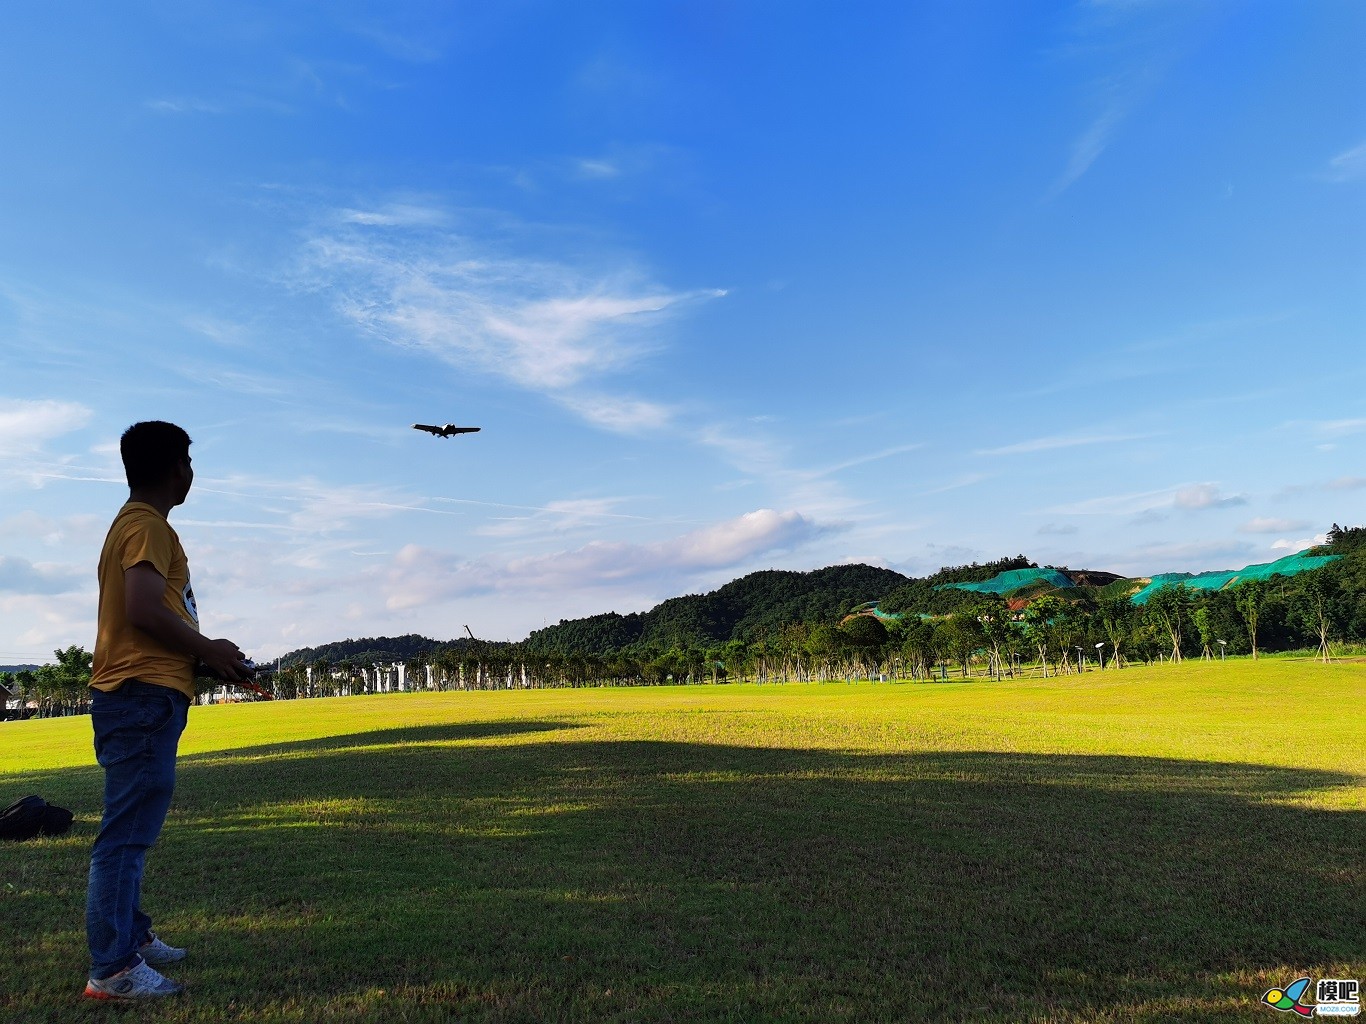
{"left": 556, "top": 393, "right": 675, "bottom": 433}
{"left": 1172, "top": 483, "right": 1247, "bottom": 510}
{"left": 339, "top": 204, "right": 448, "bottom": 228}
{"left": 0, "top": 556, "right": 86, "bottom": 596}
{"left": 1048, "top": 105, "right": 1125, "bottom": 199}
{"left": 144, "top": 97, "right": 224, "bottom": 115}
{"left": 296, "top": 216, "right": 725, "bottom": 407}
{"left": 476, "top": 497, "right": 647, "bottom": 539}
{"left": 1315, "top": 417, "right": 1366, "bottom": 437}
{"left": 813, "top": 443, "right": 925, "bottom": 478}
{"left": 1271, "top": 534, "right": 1327, "bottom": 553}
{"left": 383, "top": 509, "right": 828, "bottom": 608}
{"left": 921, "top": 473, "right": 988, "bottom": 496}
{"left": 0, "top": 398, "right": 92, "bottom": 456}
{"left": 1047, "top": 481, "right": 1244, "bottom": 516}
{"left": 1320, "top": 141, "right": 1366, "bottom": 183}
{"left": 1038, "top": 522, "right": 1079, "bottom": 536}
{"left": 1239, "top": 517, "right": 1309, "bottom": 534}
{"left": 575, "top": 159, "right": 620, "bottom": 179}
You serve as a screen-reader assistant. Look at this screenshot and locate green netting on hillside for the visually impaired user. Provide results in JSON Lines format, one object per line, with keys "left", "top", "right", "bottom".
{"left": 936, "top": 567, "right": 1074, "bottom": 596}
{"left": 1130, "top": 551, "right": 1340, "bottom": 604}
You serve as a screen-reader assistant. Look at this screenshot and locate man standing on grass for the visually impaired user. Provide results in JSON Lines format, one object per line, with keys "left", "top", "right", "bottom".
{"left": 84, "top": 421, "right": 254, "bottom": 1001}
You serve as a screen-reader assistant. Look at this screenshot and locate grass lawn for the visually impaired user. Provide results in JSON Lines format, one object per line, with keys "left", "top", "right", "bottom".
{"left": 1, "top": 660, "right": 1362, "bottom": 1022}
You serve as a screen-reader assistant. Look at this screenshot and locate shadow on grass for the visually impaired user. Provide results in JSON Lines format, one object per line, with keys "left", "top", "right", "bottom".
{"left": 177, "top": 718, "right": 587, "bottom": 762}
{"left": 2, "top": 734, "right": 1361, "bottom": 1023}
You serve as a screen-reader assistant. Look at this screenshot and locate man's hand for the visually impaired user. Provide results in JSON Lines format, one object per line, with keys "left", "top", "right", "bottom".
{"left": 199, "top": 639, "right": 252, "bottom": 682}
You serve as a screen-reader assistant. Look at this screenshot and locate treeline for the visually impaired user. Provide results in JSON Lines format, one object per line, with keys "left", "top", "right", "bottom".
{"left": 6, "top": 527, "right": 1362, "bottom": 716}
{"left": 278, "top": 634, "right": 450, "bottom": 668}
{"left": 255, "top": 525, "right": 1366, "bottom": 698}
{"left": 0, "top": 646, "right": 93, "bottom": 719}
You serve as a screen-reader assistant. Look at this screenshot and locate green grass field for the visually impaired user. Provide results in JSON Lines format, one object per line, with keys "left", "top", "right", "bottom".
{"left": 2, "top": 660, "right": 1362, "bottom": 1023}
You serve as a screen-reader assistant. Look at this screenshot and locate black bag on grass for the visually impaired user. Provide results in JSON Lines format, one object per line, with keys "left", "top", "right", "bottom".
{"left": 0, "top": 795, "right": 74, "bottom": 841}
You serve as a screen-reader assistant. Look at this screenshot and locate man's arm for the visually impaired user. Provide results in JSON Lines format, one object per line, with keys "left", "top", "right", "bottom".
{"left": 125, "top": 563, "right": 252, "bottom": 682}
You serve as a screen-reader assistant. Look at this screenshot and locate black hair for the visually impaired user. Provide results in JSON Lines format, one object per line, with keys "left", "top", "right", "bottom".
{"left": 120, "top": 421, "right": 192, "bottom": 488}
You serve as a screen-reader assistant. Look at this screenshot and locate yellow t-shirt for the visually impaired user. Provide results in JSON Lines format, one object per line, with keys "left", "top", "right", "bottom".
{"left": 91, "top": 502, "right": 201, "bottom": 698}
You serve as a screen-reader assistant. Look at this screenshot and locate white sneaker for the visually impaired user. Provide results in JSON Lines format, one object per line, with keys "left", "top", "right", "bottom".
{"left": 139, "top": 931, "right": 187, "bottom": 965}
{"left": 83, "top": 959, "right": 185, "bottom": 1000}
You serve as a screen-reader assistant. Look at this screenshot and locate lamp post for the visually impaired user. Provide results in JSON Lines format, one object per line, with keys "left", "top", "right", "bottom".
{"left": 1076, "top": 646, "right": 1084, "bottom": 672}
{"left": 1216, "top": 639, "right": 1226, "bottom": 662}
{"left": 1095, "top": 641, "right": 1105, "bottom": 670}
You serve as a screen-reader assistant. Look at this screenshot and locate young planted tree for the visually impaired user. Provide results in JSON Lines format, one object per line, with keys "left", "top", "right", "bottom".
{"left": 1144, "top": 584, "right": 1192, "bottom": 663}
{"left": 1098, "top": 598, "right": 1132, "bottom": 669}
{"left": 1232, "top": 579, "right": 1268, "bottom": 660}
{"left": 939, "top": 611, "right": 984, "bottom": 678}
{"left": 972, "top": 599, "right": 1014, "bottom": 679}
{"left": 839, "top": 614, "right": 889, "bottom": 679}
{"left": 1193, "top": 606, "right": 1216, "bottom": 660}
{"left": 1298, "top": 570, "right": 1339, "bottom": 663}
{"left": 32, "top": 645, "right": 93, "bottom": 715}
{"left": 1022, "top": 595, "right": 1066, "bottom": 676}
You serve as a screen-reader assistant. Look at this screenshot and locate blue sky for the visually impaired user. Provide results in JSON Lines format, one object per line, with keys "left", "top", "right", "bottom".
{"left": 1, "top": 1, "right": 1362, "bottom": 662}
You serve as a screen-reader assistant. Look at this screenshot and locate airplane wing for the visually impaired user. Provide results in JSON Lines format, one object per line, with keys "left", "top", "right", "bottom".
{"left": 441, "top": 425, "right": 481, "bottom": 435}
{"left": 412, "top": 423, "right": 443, "bottom": 435}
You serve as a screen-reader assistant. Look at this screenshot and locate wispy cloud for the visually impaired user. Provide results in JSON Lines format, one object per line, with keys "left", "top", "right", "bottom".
{"left": 1271, "top": 533, "right": 1327, "bottom": 553}
{"left": 294, "top": 209, "right": 724, "bottom": 428}
{"left": 1240, "top": 517, "right": 1309, "bottom": 534}
{"left": 0, "top": 398, "right": 92, "bottom": 456}
{"left": 975, "top": 431, "right": 1150, "bottom": 456}
{"left": 1278, "top": 475, "right": 1366, "bottom": 497}
{"left": 339, "top": 203, "right": 448, "bottom": 228}
{"left": 575, "top": 159, "right": 620, "bottom": 180}
{"left": 0, "top": 555, "right": 86, "bottom": 596}
{"left": 1038, "top": 522, "right": 1079, "bottom": 536}
{"left": 383, "top": 508, "right": 830, "bottom": 608}
{"left": 812, "top": 443, "right": 925, "bottom": 478}
{"left": 1314, "top": 417, "right": 1366, "bottom": 437}
{"left": 556, "top": 393, "right": 676, "bottom": 432}
{"left": 1048, "top": 105, "right": 1128, "bottom": 200}
{"left": 922, "top": 473, "right": 988, "bottom": 496}
{"left": 1172, "top": 483, "right": 1246, "bottom": 510}
{"left": 1320, "top": 140, "right": 1366, "bottom": 183}
{"left": 1047, "top": 481, "right": 1245, "bottom": 516}
{"left": 145, "top": 97, "right": 225, "bottom": 115}
{"left": 475, "top": 497, "right": 650, "bottom": 539}
{"left": 1044, "top": 2, "right": 1194, "bottom": 200}
{"left": 144, "top": 94, "right": 295, "bottom": 117}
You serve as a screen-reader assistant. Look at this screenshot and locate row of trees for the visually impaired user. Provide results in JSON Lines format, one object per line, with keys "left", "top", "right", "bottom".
{"left": 1, "top": 645, "right": 94, "bottom": 719}
{"left": 6, "top": 531, "right": 1363, "bottom": 714}
{"left": 239, "top": 560, "right": 1366, "bottom": 700}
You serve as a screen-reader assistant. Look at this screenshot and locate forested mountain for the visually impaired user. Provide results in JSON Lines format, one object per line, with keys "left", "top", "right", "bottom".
{"left": 523, "top": 563, "right": 910, "bottom": 657}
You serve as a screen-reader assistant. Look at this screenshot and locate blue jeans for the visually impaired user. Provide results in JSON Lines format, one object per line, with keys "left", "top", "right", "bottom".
{"left": 85, "top": 682, "right": 189, "bottom": 979}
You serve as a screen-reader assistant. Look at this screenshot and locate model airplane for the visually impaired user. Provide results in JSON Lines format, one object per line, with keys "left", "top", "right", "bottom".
{"left": 413, "top": 423, "right": 481, "bottom": 438}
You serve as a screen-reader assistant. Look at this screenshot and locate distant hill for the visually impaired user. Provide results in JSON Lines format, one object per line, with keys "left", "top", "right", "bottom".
{"left": 523, "top": 562, "right": 911, "bottom": 657}
{"left": 0, "top": 665, "right": 39, "bottom": 675}
{"left": 278, "top": 634, "right": 461, "bottom": 668}
{"left": 275, "top": 527, "right": 1363, "bottom": 665}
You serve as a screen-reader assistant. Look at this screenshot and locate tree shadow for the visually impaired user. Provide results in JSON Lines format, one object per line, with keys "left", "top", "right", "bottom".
{"left": 2, "top": 733, "right": 1361, "bottom": 1023}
